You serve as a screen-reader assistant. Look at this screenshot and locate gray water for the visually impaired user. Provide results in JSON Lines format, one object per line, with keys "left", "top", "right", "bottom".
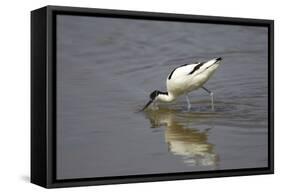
{"left": 56, "top": 15, "right": 268, "bottom": 179}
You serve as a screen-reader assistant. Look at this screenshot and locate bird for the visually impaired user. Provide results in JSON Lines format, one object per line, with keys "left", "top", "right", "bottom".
{"left": 141, "top": 57, "right": 222, "bottom": 111}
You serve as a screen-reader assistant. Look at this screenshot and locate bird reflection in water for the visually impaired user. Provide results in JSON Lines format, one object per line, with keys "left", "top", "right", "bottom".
{"left": 144, "top": 108, "right": 219, "bottom": 167}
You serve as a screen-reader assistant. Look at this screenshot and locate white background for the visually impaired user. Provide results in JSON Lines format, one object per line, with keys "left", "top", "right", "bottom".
{"left": 0, "top": 0, "right": 278, "bottom": 193}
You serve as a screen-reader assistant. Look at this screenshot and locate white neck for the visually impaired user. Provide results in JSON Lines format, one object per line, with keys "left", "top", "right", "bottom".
{"left": 157, "top": 93, "right": 175, "bottom": 102}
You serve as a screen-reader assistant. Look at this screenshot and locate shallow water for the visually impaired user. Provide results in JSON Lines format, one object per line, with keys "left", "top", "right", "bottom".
{"left": 56, "top": 15, "right": 268, "bottom": 179}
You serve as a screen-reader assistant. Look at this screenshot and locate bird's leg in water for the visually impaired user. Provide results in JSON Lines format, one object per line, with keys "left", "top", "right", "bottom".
{"left": 202, "top": 86, "right": 214, "bottom": 111}
{"left": 186, "top": 95, "right": 191, "bottom": 111}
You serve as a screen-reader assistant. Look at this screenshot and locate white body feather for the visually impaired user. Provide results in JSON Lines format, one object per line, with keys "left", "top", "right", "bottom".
{"left": 157, "top": 58, "right": 221, "bottom": 102}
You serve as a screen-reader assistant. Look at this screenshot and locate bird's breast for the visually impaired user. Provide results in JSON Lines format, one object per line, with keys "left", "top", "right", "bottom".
{"left": 167, "top": 77, "right": 191, "bottom": 96}
{"left": 166, "top": 73, "right": 210, "bottom": 95}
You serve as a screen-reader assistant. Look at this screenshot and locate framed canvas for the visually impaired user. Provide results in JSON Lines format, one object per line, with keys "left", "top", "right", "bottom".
{"left": 31, "top": 5, "right": 274, "bottom": 188}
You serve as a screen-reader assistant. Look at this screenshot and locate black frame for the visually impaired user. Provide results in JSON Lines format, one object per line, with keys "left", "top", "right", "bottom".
{"left": 31, "top": 5, "right": 274, "bottom": 188}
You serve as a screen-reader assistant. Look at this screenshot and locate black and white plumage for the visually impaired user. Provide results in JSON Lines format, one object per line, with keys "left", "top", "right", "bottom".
{"left": 142, "top": 57, "right": 222, "bottom": 111}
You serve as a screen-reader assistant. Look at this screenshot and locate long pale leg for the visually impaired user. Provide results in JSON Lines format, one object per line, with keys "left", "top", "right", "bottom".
{"left": 202, "top": 86, "right": 214, "bottom": 111}
{"left": 186, "top": 95, "right": 191, "bottom": 111}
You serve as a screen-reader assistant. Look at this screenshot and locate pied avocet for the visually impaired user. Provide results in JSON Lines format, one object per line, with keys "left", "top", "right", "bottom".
{"left": 142, "top": 57, "right": 222, "bottom": 111}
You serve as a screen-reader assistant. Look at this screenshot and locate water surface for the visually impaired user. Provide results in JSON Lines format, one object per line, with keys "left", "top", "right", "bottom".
{"left": 56, "top": 15, "right": 268, "bottom": 179}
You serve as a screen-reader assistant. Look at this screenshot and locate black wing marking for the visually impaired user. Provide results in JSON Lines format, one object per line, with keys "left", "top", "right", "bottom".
{"left": 188, "top": 62, "right": 205, "bottom": 75}
{"left": 168, "top": 63, "right": 193, "bottom": 80}
{"left": 168, "top": 67, "right": 177, "bottom": 80}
